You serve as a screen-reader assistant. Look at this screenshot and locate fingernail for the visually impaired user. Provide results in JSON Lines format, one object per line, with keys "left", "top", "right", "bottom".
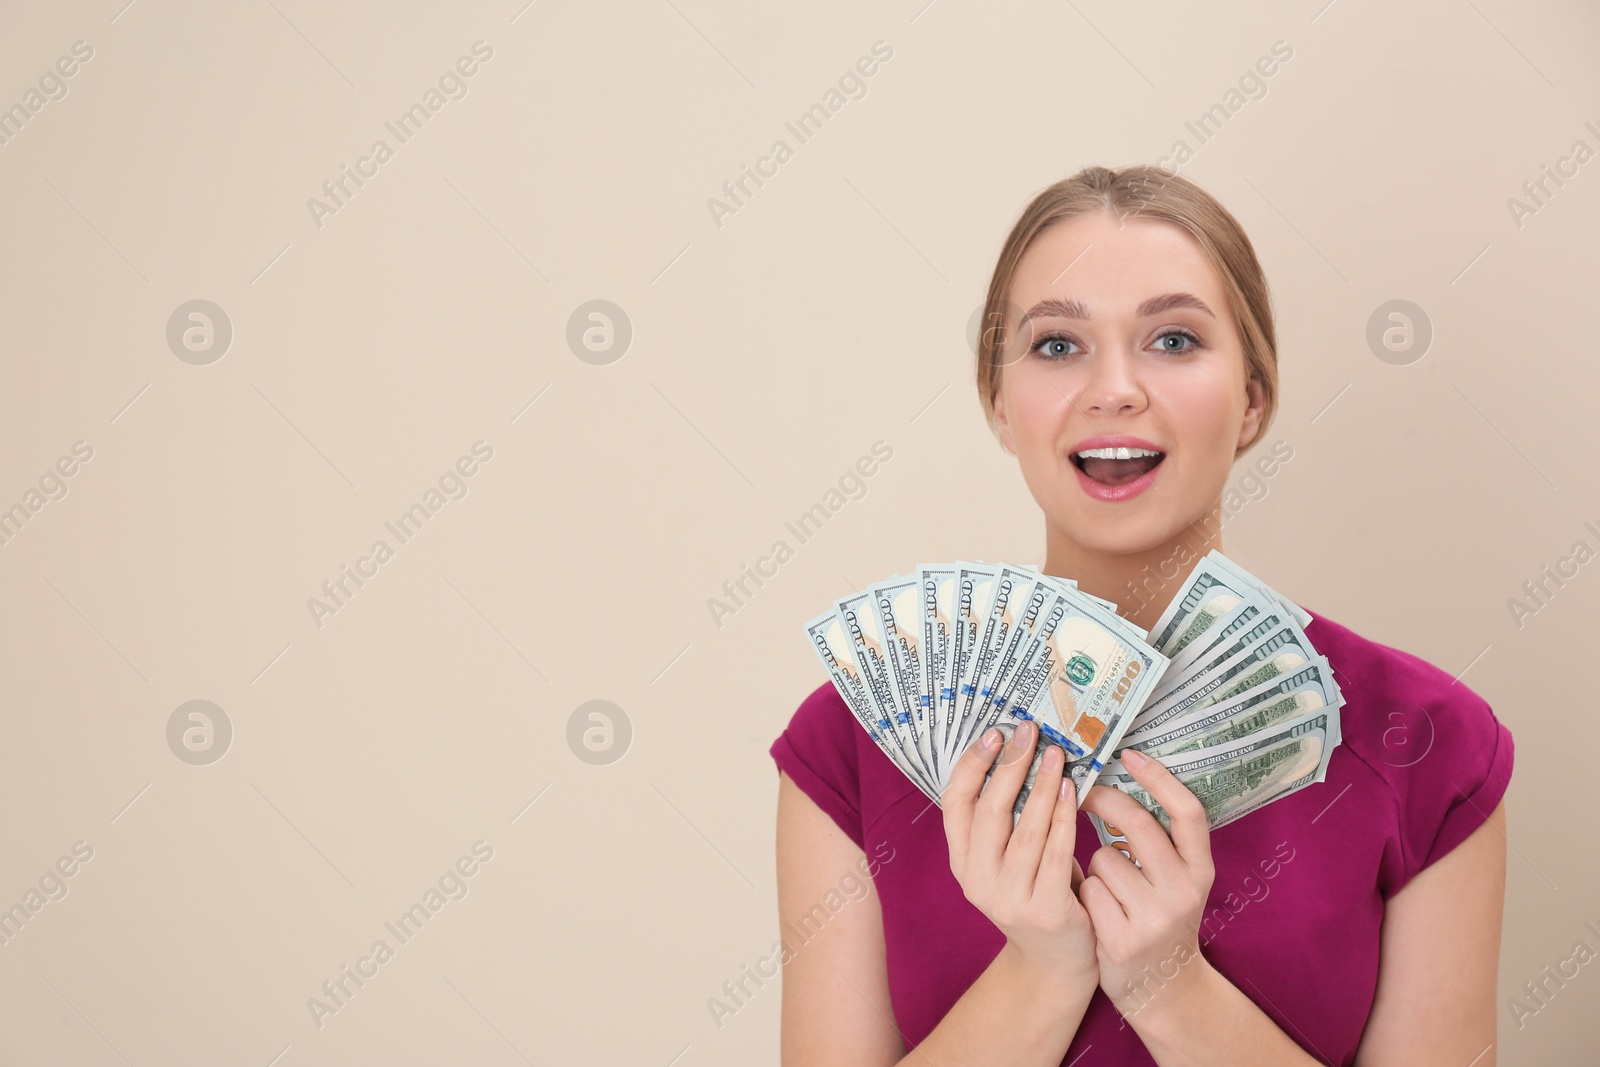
{"left": 1059, "top": 777, "right": 1072, "bottom": 801}
{"left": 1122, "top": 748, "right": 1149, "bottom": 769}
{"left": 981, "top": 728, "right": 1000, "bottom": 749}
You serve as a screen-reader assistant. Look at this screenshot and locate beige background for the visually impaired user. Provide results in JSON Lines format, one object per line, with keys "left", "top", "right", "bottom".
{"left": 0, "top": 0, "right": 1595, "bottom": 1063}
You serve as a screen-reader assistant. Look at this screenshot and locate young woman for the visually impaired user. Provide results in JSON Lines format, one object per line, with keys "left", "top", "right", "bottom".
{"left": 770, "top": 165, "right": 1513, "bottom": 1066}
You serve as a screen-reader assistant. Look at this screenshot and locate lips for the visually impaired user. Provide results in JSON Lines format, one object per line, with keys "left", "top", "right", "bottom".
{"left": 1067, "top": 435, "right": 1166, "bottom": 500}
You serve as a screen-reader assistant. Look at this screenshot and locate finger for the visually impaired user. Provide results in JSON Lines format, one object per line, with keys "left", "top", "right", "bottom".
{"left": 1086, "top": 840, "right": 1154, "bottom": 910}
{"left": 1078, "top": 783, "right": 1184, "bottom": 890}
{"left": 969, "top": 719, "right": 1039, "bottom": 868}
{"left": 941, "top": 725, "right": 1007, "bottom": 874}
{"left": 1113, "top": 748, "right": 1214, "bottom": 875}
{"left": 1004, "top": 740, "right": 1065, "bottom": 884}
{"left": 1077, "top": 873, "right": 1129, "bottom": 940}
{"left": 1030, "top": 755, "right": 1082, "bottom": 904}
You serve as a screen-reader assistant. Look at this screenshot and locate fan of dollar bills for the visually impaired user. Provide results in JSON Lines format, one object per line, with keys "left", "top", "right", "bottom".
{"left": 802, "top": 552, "right": 1345, "bottom": 853}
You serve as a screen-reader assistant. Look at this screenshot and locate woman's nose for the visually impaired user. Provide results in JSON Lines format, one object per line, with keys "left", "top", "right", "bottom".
{"left": 1082, "top": 346, "right": 1146, "bottom": 415}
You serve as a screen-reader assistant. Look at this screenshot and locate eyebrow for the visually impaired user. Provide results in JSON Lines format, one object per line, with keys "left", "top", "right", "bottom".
{"left": 1018, "top": 292, "right": 1216, "bottom": 326}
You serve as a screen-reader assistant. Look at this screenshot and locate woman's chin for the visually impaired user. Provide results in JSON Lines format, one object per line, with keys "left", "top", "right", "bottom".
{"left": 1051, "top": 509, "right": 1178, "bottom": 557}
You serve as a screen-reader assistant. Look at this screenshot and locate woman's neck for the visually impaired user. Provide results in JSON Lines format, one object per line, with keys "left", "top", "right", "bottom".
{"left": 1041, "top": 513, "right": 1225, "bottom": 636}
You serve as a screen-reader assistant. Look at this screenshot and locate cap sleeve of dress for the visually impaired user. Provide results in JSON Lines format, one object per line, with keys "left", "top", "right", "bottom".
{"left": 771, "top": 680, "right": 866, "bottom": 851}
{"left": 1374, "top": 659, "right": 1515, "bottom": 899}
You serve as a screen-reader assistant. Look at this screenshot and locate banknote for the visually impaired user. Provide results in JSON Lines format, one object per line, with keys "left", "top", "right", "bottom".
{"left": 834, "top": 587, "right": 937, "bottom": 796}
{"left": 1155, "top": 588, "right": 1274, "bottom": 684}
{"left": 1149, "top": 565, "right": 1256, "bottom": 657}
{"left": 803, "top": 608, "right": 941, "bottom": 804}
{"left": 1091, "top": 708, "right": 1336, "bottom": 863}
{"left": 949, "top": 563, "right": 1037, "bottom": 764}
{"left": 1121, "top": 657, "right": 1343, "bottom": 756}
{"left": 992, "top": 586, "right": 1170, "bottom": 809}
{"left": 1200, "top": 550, "right": 1312, "bottom": 630}
{"left": 941, "top": 562, "right": 999, "bottom": 771}
{"left": 916, "top": 565, "right": 957, "bottom": 779}
{"left": 801, "top": 554, "right": 1344, "bottom": 844}
{"left": 1148, "top": 551, "right": 1311, "bottom": 663}
{"left": 1133, "top": 616, "right": 1317, "bottom": 735}
{"left": 869, "top": 574, "right": 940, "bottom": 785}
{"left": 970, "top": 572, "right": 1067, "bottom": 731}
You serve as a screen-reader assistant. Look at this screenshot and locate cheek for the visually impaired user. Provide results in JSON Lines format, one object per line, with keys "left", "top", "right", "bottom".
{"left": 1004, "top": 371, "right": 1070, "bottom": 444}
{"left": 1158, "top": 376, "right": 1242, "bottom": 453}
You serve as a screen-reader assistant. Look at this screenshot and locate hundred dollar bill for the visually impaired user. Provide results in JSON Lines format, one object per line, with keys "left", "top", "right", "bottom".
{"left": 803, "top": 608, "right": 941, "bottom": 804}
{"left": 1155, "top": 590, "right": 1277, "bottom": 688}
{"left": 916, "top": 565, "right": 957, "bottom": 786}
{"left": 1145, "top": 607, "right": 1294, "bottom": 709}
{"left": 961, "top": 575, "right": 1137, "bottom": 786}
{"left": 1149, "top": 553, "right": 1311, "bottom": 664}
{"left": 985, "top": 587, "right": 1169, "bottom": 812}
{"left": 1133, "top": 617, "right": 1316, "bottom": 735}
{"left": 834, "top": 588, "right": 938, "bottom": 797}
{"left": 1091, "top": 708, "right": 1336, "bottom": 862}
{"left": 949, "top": 563, "right": 1036, "bottom": 764}
{"left": 967, "top": 572, "right": 1064, "bottom": 729}
{"left": 940, "top": 562, "right": 999, "bottom": 770}
{"left": 1148, "top": 567, "right": 1254, "bottom": 659}
{"left": 869, "top": 574, "right": 941, "bottom": 786}
{"left": 1200, "top": 550, "right": 1311, "bottom": 629}
{"left": 1158, "top": 587, "right": 1269, "bottom": 678}
{"left": 1121, "top": 657, "right": 1344, "bottom": 756}
{"left": 1078, "top": 594, "right": 1155, "bottom": 649}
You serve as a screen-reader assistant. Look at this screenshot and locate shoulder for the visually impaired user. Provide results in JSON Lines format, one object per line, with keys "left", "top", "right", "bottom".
{"left": 1303, "top": 606, "right": 1515, "bottom": 894}
{"left": 1301, "top": 607, "right": 1510, "bottom": 772}
{"left": 777, "top": 679, "right": 865, "bottom": 764}
{"left": 771, "top": 680, "right": 868, "bottom": 850}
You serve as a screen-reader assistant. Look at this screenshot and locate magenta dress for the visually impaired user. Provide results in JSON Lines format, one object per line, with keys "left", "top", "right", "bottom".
{"left": 770, "top": 607, "right": 1514, "bottom": 1065}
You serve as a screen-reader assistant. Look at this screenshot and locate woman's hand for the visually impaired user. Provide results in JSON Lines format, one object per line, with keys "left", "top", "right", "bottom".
{"left": 1076, "top": 748, "right": 1217, "bottom": 1022}
{"left": 942, "top": 719, "right": 1098, "bottom": 992}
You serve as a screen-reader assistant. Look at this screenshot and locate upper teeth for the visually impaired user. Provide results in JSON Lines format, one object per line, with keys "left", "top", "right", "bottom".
{"left": 1076, "top": 447, "right": 1162, "bottom": 460}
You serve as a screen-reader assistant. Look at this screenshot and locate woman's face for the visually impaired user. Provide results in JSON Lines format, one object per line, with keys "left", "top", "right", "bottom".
{"left": 991, "top": 210, "right": 1265, "bottom": 556}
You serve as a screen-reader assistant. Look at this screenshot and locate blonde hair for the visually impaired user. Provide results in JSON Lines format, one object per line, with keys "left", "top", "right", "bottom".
{"left": 976, "top": 165, "right": 1279, "bottom": 457}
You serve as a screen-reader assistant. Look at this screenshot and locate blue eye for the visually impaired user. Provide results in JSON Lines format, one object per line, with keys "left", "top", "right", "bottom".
{"left": 1028, "top": 327, "right": 1204, "bottom": 361}
{"left": 1156, "top": 327, "right": 1202, "bottom": 353}
{"left": 1030, "top": 334, "right": 1079, "bottom": 360}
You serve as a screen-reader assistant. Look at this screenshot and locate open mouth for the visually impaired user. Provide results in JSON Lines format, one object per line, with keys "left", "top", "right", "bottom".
{"left": 1071, "top": 447, "right": 1166, "bottom": 487}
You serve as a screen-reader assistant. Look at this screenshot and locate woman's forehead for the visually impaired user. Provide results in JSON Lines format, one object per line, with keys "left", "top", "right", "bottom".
{"left": 1012, "top": 214, "right": 1224, "bottom": 304}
